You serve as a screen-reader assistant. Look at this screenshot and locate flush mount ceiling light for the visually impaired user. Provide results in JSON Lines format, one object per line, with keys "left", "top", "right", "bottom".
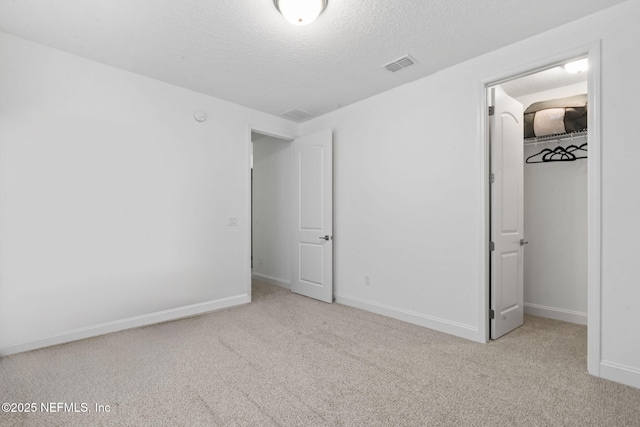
{"left": 564, "top": 58, "right": 589, "bottom": 74}
{"left": 274, "top": 0, "right": 328, "bottom": 26}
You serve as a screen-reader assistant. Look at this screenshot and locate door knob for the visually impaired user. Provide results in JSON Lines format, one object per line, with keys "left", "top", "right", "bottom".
{"left": 319, "top": 235, "right": 330, "bottom": 241}
{"left": 520, "top": 239, "right": 529, "bottom": 246}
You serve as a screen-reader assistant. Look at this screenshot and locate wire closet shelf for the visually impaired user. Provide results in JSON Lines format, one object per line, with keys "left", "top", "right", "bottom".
{"left": 524, "top": 129, "right": 588, "bottom": 146}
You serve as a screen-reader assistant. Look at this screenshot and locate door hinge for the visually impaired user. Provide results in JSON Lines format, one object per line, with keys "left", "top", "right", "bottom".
{"left": 489, "top": 241, "right": 495, "bottom": 251}
{"left": 489, "top": 309, "right": 495, "bottom": 319}
{"left": 488, "top": 106, "right": 495, "bottom": 116}
{"left": 490, "top": 173, "right": 495, "bottom": 184}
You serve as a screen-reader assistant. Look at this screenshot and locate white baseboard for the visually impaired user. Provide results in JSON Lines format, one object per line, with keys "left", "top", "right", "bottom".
{"left": 600, "top": 360, "right": 640, "bottom": 390}
{"left": 524, "top": 303, "right": 587, "bottom": 325}
{"left": 335, "top": 293, "right": 481, "bottom": 342}
{"left": 0, "top": 294, "right": 250, "bottom": 357}
{"left": 252, "top": 272, "right": 291, "bottom": 290}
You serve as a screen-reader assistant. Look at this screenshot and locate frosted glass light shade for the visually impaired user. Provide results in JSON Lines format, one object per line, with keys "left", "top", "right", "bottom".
{"left": 274, "top": 0, "right": 328, "bottom": 26}
{"left": 564, "top": 58, "right": 589, "bottom": 74}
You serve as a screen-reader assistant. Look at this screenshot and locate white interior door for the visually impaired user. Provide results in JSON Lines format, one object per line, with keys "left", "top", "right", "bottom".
{"left": 291, "top": 129, "right": 333, "bottom": 303}
{"left": 490, "top": 86, "right": 524, "bottom": 339}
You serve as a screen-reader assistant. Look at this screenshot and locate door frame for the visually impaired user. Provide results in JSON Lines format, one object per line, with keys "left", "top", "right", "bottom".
{"left": 478, "top": 41, "right": 602, "bottom": 376}
{"left": 246, "top": 125, "right": 297, "bottom": 299}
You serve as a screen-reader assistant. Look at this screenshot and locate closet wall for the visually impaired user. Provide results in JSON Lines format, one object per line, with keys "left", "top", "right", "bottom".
{"left": 516, "top": 81, "right": 588, "bottom": 325}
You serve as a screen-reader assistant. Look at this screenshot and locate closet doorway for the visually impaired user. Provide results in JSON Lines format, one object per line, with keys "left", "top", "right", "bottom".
{"left": 482, "top": 44, "right": 602, "bottom": 375}
{"left": 490, "top": 62, "right": 589, "bottom": 338}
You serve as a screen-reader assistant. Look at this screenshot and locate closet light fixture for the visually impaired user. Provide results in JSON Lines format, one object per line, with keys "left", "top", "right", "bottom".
{"left": 564, "top": 58, "right": 589, "bottom": 74}
{"left": 274, "top": 0, "right": 328, "bottom": 26}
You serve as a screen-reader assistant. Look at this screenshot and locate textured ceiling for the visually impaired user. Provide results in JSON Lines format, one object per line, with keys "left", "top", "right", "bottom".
{"left": 0, "top": 0, "right": 625, "bottom": 121}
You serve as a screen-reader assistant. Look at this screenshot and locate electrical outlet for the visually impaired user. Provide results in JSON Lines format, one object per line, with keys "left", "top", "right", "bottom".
{"left": 258, "top": 257, "right": 263, "bottom": 266}
{"left": 228, "top": 216, "right": 238, "bottom": 226}
{"left": 364, "top": 275, "right": 370, "bottom": 286}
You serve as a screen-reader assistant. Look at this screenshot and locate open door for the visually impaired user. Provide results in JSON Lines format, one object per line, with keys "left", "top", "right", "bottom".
{"left": 490, "top": 86, "right": 524, "bottom": 339}
{"left": 291, "top": 129, "right": 333, "bottom": 303}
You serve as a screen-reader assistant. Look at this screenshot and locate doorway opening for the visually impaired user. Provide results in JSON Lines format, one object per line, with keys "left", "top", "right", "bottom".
{"left": 481, "top": 43, "right": 601, "bottom": 376}
{"left": 248, "top": 128, "right": 335, "bottom": 303}
{"left": 250, "top": 130, "right": 294, "bottom": 291}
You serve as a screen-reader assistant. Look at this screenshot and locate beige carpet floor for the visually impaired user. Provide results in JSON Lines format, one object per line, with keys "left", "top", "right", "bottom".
{"left": 1, "top": 280, "right": 639, "bottom": 426}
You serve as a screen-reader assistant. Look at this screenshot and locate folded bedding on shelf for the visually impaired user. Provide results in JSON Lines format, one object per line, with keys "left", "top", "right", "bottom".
{"left": 524, "top": 94, "right": 587, "bottom": 139}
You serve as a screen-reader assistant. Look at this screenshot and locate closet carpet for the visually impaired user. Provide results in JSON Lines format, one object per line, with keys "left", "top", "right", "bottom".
{"left": 1, "top": 280, "right": 639, "bottom": 426}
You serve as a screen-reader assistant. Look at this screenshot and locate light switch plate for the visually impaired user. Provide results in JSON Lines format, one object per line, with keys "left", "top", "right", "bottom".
{"left": 228, "top": 216, "right": 238, "bottom": 226}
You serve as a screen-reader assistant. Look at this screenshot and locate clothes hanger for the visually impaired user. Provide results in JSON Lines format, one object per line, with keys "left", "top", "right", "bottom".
{"left": 565, "top": 142, "right": 588, "bottom": 159}
{"left": 542, "top": 146, "right": 576, "bottom": 162}
{"left": 525, "top": 148, "right": 554, "bottom": 164}
{"left": 526, "top": 146, "right": 577, "bottom": 164}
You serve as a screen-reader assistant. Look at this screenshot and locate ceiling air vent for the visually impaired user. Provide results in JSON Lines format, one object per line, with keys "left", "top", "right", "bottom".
{"left": 383, "top": 55, "right": 417, "bottom": 72}
{"left": 385, "top": 62, "right": 403, "bottom": 72}
{"left": 281, "top": 109, "right": 313, "bottom": 121}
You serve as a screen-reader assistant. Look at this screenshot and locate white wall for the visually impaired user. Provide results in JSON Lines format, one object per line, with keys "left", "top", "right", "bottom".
{"left": 0, "top": 31, "right": 298, "bottom": 355}
{"left": 251, "top": 134, "right": 292, "bottom": 288}
{"left": 514, "top": 82, "right": 589, "bottom": 325}
{"left": 300, "top": 1, "right": 640, "bottom": 388}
